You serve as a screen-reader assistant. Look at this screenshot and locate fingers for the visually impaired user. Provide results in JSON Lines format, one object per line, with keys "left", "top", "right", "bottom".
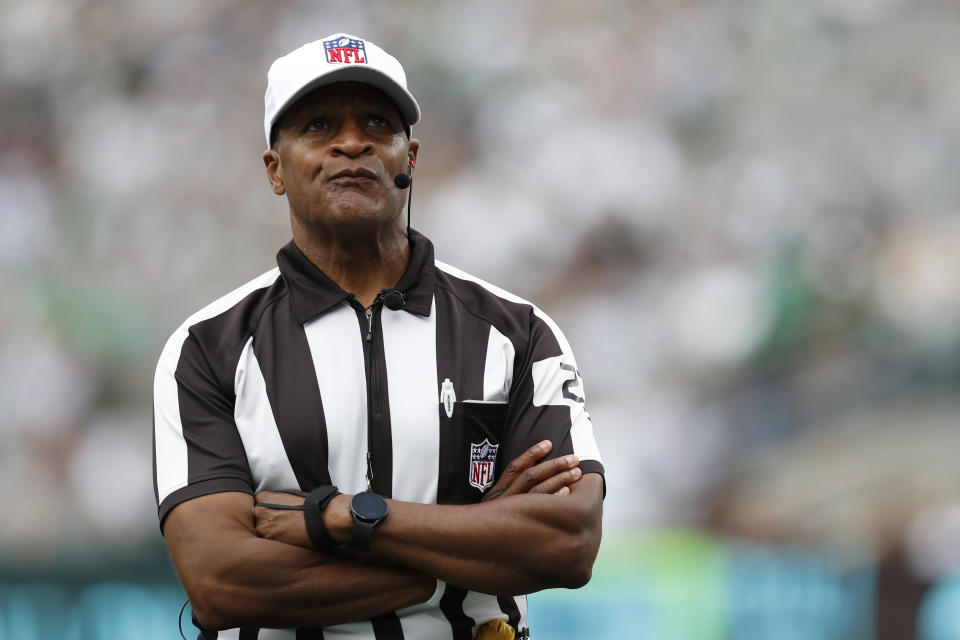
{"left": 482, "top": 440, "right": 553, "bottom": 501}
{"left": 529, "top": 465, "right": 582, "bottom": 495}
{"left": 500, "top": 440, "right": 553, "bottom": 483}
{"left": 480, "top": 442, "right": 584, "bottom": 501}
{"left": 511, "top": 454, "right": 579, "bottom": 496}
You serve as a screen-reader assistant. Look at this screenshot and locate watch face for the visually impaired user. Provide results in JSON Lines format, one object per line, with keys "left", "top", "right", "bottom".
{"left": 351, "top": 491, "right": 388, "bottom": 521}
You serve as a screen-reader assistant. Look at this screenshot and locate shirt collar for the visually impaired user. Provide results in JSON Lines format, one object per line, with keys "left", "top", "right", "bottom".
{"left": 277, "top": 228, "right": 436, "bottom": 325}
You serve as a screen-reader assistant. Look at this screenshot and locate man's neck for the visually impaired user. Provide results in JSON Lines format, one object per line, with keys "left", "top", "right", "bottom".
{"left": 291, "top": 220, "right": 410, "bottom": 308}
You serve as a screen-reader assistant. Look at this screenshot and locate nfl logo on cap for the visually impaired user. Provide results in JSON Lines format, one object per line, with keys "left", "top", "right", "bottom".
{"left": 323, "top": 36, "right": 367, "bottom": 64}
{"left": 263, "top": 32, "right": 422, "bottom": 148}
{"left": 469, "top": 439, "right": 499, "bottom": 491}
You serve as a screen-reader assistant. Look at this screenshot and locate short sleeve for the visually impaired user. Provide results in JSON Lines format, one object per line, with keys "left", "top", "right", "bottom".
{"left": 153, "top": 327, "right": 254, "bottom": 531}
{"left": 501, "top": 307, "right": 605, "bottom": 492}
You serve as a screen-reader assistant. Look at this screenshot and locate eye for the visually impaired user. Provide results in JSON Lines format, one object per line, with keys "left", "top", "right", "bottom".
{"left": 368, "top": 115, "right": 389, "bottom": 128}
{"left": 306, "top": 117, "right": 329, "bottom": 131}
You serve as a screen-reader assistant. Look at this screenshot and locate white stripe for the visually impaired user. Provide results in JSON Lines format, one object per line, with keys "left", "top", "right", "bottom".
{"left": 252, "top": 630, "right": 295, "bottom": 639}
{"left": 462, "top": 591, "right": 508, "bottom": 637}
{"left": 304, "top": 302, "right": 369, "bottom": 494}
{"left": 222, "top": 622, "right": 380, "bottom": 638}
{"left": 225, "top": 623, "right": 376, "bottom": 639}
{"left": 518, "top": 594, "right": 528, "bottom": 631}
{"left": 154, "top": 268, "right": 280, "bottom": 506}
{"left": 569, "top": 411, "right": 601, "bottom": 463}
{"left": 322, "top": 621, "right": 374, "bottom": 639}
{"left": 531, "top": 356, "right": 602, "bottom": 463}
{"left": 223, "top": 625, "right": 383, "bottom": 639}
{"left": 234, "top": 341, "right": 300, "bottom": 492}
{"left": 398, "top": 606, "right": 451, "bottom": 639}
{"left": 382, "top": 299, "right": 440, "bottom": 504}
{"left": 483, "top": 325, "right": 515, "bottom": 402}
{"left": 153, "top": 331, "right": 190, "bottom": 506}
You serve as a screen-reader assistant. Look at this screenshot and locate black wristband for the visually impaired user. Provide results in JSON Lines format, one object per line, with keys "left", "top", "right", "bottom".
{"left": 302, "top": 485, "right": 341, "bottom": 552}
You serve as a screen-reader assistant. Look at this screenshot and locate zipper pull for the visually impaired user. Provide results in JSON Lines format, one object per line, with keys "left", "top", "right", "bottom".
{"left": 365, "top": 307, "right": 374, "bottom": 342}
{"left": 366, "top": 450, "right": 373, "bottom": 490}
{"left": 440, "top": 378, "right": 456, "bottom": 418}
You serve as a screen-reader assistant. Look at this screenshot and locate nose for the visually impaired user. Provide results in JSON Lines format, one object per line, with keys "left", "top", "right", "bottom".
{"left": 330, "top": 117, "right": 372, "bottom": 158}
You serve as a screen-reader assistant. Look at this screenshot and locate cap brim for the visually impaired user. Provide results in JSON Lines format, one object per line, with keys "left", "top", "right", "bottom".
{"left": 271, "top": 66, "right": 420, "bottom": 135}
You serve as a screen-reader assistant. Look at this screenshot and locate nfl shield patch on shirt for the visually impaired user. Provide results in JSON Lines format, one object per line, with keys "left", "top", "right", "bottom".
{"left": 323, "top": 36, "right": 367, "bottom": 64}
{"left": 469, "top": 438, "right": 498, "bottom": 491}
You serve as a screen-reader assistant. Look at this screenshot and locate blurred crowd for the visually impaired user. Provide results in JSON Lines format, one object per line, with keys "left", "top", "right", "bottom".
{"left": 2, "top": 0, "right": 960, "bottom": 636}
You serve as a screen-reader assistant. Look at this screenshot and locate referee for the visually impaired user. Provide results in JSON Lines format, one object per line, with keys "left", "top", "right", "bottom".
{"left": 153, "top": 33, "right": 604, "bottom": 640}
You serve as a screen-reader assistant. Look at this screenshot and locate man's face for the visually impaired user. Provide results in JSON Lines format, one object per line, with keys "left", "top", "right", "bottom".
{"left": 265, "top": 82, "right": 417, "bottom": 233}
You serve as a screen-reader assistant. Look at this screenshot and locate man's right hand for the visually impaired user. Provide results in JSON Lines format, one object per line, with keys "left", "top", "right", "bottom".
{"left": 482, "top": 440, "right": 582, "bottom": 502}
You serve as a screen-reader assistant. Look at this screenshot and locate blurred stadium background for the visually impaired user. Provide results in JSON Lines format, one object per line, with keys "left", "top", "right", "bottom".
{"left": 2, "top": 0, "right": 960, "bottom": 638}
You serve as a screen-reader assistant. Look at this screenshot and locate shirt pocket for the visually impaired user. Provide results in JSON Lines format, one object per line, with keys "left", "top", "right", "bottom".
{"left": 437, "top": 400, "right": 508, "bottom": 504}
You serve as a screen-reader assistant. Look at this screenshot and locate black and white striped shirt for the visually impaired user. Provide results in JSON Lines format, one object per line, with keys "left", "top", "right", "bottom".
{"left": 153, "top": 230, "right": 604, "bottom": 640}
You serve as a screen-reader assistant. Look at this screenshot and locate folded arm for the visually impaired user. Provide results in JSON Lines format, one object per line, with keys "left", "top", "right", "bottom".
{"left": 163, "top": 492, "right": 436, "bottom": 630}
{"left": 164, "top": 441, "right": 585, "bottom": 630}
{"left": 333, "top": 472, "right": 601, "bottom": 595}
{"left": 256, "top": 441, "right": 604, "bottom": 596}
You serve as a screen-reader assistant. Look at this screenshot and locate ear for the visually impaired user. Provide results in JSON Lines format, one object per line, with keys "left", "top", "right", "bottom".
{"left": 407, "top": 139, "right": 420, "bottom": 173}
{"left": 263, "top": 149, "right": 286, "bottom": 196}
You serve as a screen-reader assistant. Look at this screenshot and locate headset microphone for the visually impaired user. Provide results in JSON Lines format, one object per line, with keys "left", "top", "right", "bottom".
{"left": 394, "top": 157, "right": 415, "bottom": 233}
{"left": 393, "top": 173, "right": 411, "bottom": 189}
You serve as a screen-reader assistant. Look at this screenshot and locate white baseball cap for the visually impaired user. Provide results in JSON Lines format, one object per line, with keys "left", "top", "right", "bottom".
{"left": 263, "top": 33, "right": 421, "bottom": 147}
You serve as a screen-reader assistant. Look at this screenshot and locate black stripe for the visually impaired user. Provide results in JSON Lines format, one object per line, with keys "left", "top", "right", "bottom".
{"left": 253, "top": 298, "right": 332, "bottom": 490}
{"left": 439, "top": 586, "right": 475, "bottom": 640}
{"left": 160, "top": 477, "right": 253, "bottom": 530}
{"left": 162, "top": 278, "right": 286, "bottom": 523}
{"left": 434, "top": 287, "right": 489, "bottom": 402}
{"left": 370, "top": 612, "right": 405, "bottom": 639}
{"left": 357, "top": 303, "right": 394, "bottom": 498}
{"left": 176, "top": 331, "right": 254, "bottom": 492}
{"left": 579, "top": 459, "right": 605, "bottom": 477}
{"left": 433, "top": 287, "right": 491, "bottom": 634}
{"left": 435, "top": 287, "right": 493, "bottom": 506}
{"left": 524, "top": 311, "right": 563, "bottom": 363}
{"left": 580, "top": 459, "right": 607, "bottom": 498}
{"left": 296, "top": 628, "right": 324, "bottom": 639}
{"left": 497, "top": 596, "right": 521, "bottom": 633}
{"left": 508, "top": 405, "right": 577, "bottom": 459}
{"left": 433, "top": 270, "right": 531, "bottom": 346}
{"left": 238, "top": 628, "right": 260, "bottom": 640}
{"left": 497, "top": 309, "right": 578, "bottom": 471}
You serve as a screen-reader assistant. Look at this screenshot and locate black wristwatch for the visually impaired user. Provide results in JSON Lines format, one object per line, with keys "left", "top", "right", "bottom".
{"left": 349, "top": 491, "right": 389, "bottom": 551}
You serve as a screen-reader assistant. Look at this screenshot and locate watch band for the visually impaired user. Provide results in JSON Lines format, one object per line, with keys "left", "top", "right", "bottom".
{"left": 302, "top": 485, "right": 341, "bottom": 552}
{"left": 351, "top": 517, "right": 376, "bottom": 552}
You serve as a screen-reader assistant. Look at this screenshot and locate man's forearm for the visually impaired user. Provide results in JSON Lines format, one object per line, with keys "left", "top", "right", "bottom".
{"left": 198, "top": 538, "right": 433, "bottom": 629}
{"left": 165, "top": 493, "right": 436, "bottom": 631}
{"left": 326, "top": 474, "right": 604, "bottom": 595}
{"left": 254, "top": 446, "right": 605, "bottom": 596}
